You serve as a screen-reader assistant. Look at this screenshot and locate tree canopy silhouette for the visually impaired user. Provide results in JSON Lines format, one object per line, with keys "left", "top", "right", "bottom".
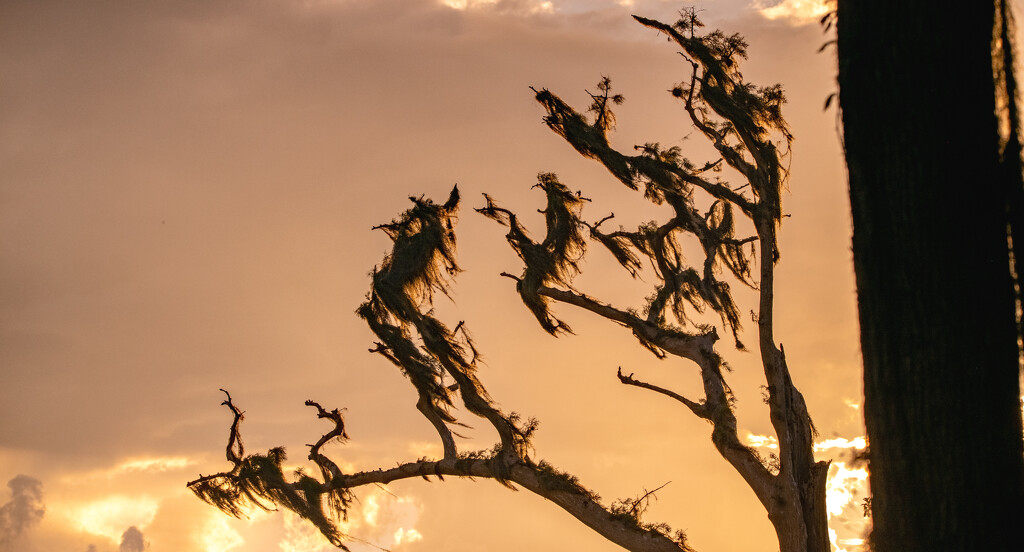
{"left": 189, "top": 9, "right": 831, "bottom": 552}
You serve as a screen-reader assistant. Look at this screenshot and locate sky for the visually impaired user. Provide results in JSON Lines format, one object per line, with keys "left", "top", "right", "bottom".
{"left": 0, "top": 0, "right": 871, "bottom": 551}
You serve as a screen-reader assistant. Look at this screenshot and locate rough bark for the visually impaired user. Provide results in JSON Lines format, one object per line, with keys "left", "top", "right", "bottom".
{"left": 838, "top": 1, "right": 1024, "bottom": 550}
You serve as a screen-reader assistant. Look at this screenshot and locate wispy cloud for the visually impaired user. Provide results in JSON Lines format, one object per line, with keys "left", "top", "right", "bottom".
{"left": 754, "top": 0, "right": 831, "bottom": 24}
{"left": 113, "top": 457, "right": 194, "bottom": 474}
{"left": 746, "top": 433, "right": 867, "bottom": 452}
{"left": 439, "top": 0, "right": 554, "bottom": 14}
{"left": 813, "top": 436, "right": 867, "bottom": 451}
{"left": 440, "top": 0, "right": 498, "bottom": 9}
{"left": 63, "top": 456, "right": 196, "bottom": 483}
{"left": 745, "top": 433, "right": 779, "bottom": 449}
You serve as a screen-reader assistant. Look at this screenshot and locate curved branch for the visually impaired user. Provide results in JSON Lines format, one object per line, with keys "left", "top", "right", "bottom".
{"left": 215, "top": 389, "right": 244, "bottom": 466}
{"left": 334, "top": 457, "right": 693, "bottom": 552}
{"left": 537, "top": 285, "right": 776, "bottom": 512}
{"left": 532, "top": 86, "right": 758, "bottom": 217}
{"left": 305, "top": 400, "right": 348, "bottom": 482}
{"left": 617, "top": 367, "right": 708, "bottom": 418}
{"left": 194, "top": 393, "right": 693, "bottom": 552}
{"left": 536, "top": 285, "right": 715, "bottom": 362}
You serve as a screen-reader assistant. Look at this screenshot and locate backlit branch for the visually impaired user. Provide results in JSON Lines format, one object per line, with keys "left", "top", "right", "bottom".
{"left": 477, "top": 173, "right": 588, "bottom": 335}
{"left": 192, "top": 188, "right": 698, "bottom": 551}
{"left": 305, "top": 401, "right": 348, "bottom": 483}
{"left": 191, "top": 10, "right": 830, "bottom": 552}
{"left": 192, "top": 392, "right": 692, "bottom": 552}
{"left": 188, "top": 396, "right": 356, "bottom": 550}
{"left": 617, "top": 367, "right": 707, "bottom": 418}
{"left": 483, "top": 9, "right": 829, "bottom": 551}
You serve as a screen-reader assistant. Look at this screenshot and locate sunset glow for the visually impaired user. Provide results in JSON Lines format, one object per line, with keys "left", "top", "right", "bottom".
{"left": 814, "top": 437, "right": 867, "bottom": 451}
{"left": 112, "top": 457, "right": 194, "bottom": 473}
{"left": 745, "top": 433, "right": 780, "bottom": 449}
{"left": 281, "top": 511, "right": 335, "bottom": 552}
{"left": 439, "top": 0, "right": 498, "bottom": 10}
{"left": 200, "top": 515, "right": 245, "bottom": 552}
{"left": 394, "top": 527, "right": 424, "bottom": 545}
{"left": 756, "top": 0, "right": 832, "bottom": 23}
{"left": 746, "top": 433, "right": 871, "bottom": 550}
{"left": 66, "top": 496, "right": 159, "bottom": 542}
{"left": 826, "top": 462, "right": 869, "bottom": 517}
{"left": 1, "top": 0, "right": 862, "bottom": 550}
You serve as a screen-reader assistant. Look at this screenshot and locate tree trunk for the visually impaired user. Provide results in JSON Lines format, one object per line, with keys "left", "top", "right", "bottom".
{"left": 837, "top": 1, "right": 1024, "bottom": 550}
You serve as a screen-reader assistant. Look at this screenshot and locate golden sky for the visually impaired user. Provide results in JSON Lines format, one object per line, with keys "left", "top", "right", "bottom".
{"left": 1, "top": 1, "right": 868, "bottom": 551}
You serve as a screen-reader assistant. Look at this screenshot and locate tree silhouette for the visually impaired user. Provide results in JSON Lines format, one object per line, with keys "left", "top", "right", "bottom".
{"left": 189, "top": 9, "right": 830, "bottom": 552}
{"left": 837, "top": 0, "right": 1024, "bottom": 550}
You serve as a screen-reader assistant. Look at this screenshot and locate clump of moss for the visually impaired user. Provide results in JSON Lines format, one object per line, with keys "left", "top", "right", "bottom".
{"left": 532, "top": 460, "right": 600, "bottom": 502}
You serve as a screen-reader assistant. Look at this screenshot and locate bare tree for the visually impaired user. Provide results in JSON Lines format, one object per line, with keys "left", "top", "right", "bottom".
{"left": 189, "top": 10, "right": 830, "bottom": 552}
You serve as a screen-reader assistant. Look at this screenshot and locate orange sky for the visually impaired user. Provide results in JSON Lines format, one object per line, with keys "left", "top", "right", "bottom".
{"left": 0, "top": 1, "right": 870, "bottom": 551}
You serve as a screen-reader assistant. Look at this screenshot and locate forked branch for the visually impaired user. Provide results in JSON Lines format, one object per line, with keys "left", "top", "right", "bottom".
{"left": 191, "top": 189, "right": 695, "bottom": 551}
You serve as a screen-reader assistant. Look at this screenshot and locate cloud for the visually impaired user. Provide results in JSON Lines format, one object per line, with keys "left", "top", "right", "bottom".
{"left": 112, "top": 457, "right": 194, "bottom": 474}
{"left": 747, "top": 432, "right": 867, "bottom": 453}
{"left": 277, "top": 488, "right": 423, "bottom": 552}
{"left": 280, "top": 512, "right": 333, "bottom": 552}
{"left": 754, "top": 0, "right": 831, "bottom": 24}
{"left": 745, "top": 433, "right": 779, "bottom": 449}
{"left": 743, "top": 435, "right": 871, "bottom": 550}
{"left": 393, "top": 527, "right": 423, "bottom": 545}
{"left": 439, "top": 0, "right": 498, "bottom": 9}
{"left": 813, "top": 436, "right": 867, "bottom": 451}
{"left": 825, "top": 462, "right": 870, "bottom": 552}
{"left": 0, "top": 474, "right": 45, "bottom": 546}
{"left": 120, "top": 526, "right": 147, "bottom": 552}
{"left": 200, "top": 515, "right": 244, "bottom": 552}
{"left": 439, "top": 0, "right": 555, "bottom": 15}
{"left": 66, "top": 495, "right": 159, "bottom": 542}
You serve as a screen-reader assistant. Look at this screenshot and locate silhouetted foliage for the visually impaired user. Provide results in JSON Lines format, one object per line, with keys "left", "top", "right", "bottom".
{"left": 190, "top": 9, "right": 828, "bottom": 552}
{"left": 189, "top": 391, "right": 355, "bottom": 548}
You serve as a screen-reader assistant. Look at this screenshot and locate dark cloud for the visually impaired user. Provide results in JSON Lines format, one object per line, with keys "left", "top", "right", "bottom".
{"left": 0, "top": 475, "right": 45, "bottom": 546}
{"left": 119, "top": 526, "right": 146, "bottom": 552}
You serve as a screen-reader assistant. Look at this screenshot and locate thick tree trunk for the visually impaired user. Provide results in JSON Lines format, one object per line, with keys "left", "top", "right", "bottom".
{"left": 838, "top": 1, "right": 1024, "bottom": 550}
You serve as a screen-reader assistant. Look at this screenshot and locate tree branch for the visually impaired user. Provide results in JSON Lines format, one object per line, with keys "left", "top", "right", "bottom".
{"left": 305, "top": 400, "right": 348, "bottom": 482}
{"left": 332, "top": 457, "right": 693, "bottom": 552}
{"left": 532, "top": 283, "right": 776, "bottom": 506}
{"left": 220, "top": 388, "right": 244, "bottom": 466}
{"left": 616, "top": 367, "right": 708, "bottom": 419}
{"left": 537, "top": 285, "right": 715, "bottom": 362}
{"left": 194, "top": 391, "right": 693, "bottom": 552}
